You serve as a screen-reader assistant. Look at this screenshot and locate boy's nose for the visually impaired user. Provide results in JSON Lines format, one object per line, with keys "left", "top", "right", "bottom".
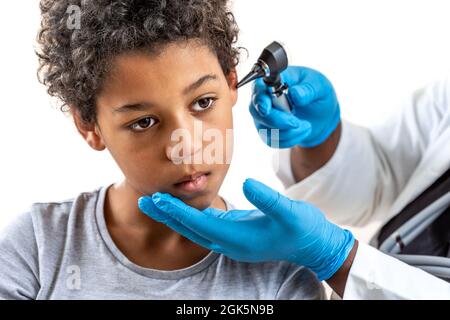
{"left": 165, "top": 117, "right": 204, "bottom": 164}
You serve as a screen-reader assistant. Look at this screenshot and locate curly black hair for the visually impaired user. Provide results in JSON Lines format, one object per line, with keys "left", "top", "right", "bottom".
{"left": 36, "top": 0, "right": 241, "bottom": 124}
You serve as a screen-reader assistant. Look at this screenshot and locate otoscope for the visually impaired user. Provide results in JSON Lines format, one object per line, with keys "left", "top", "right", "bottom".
{"left": 236, "top": 41, "right": 292, "bottom": 113}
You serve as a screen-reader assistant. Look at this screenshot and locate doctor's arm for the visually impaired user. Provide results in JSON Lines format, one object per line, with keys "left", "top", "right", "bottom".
{"left": 341, "top": 242, "right": 450, "bottom": 299}
{"left": 251, "top": 67, "right": 450, "bottom": 226}
{"left": 289, "top": 121, "right": 341, "bottom": 182}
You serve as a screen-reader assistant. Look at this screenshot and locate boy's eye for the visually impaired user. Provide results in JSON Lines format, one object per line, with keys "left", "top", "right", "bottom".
{"left": 192, "top": 97, "right": 217, "bottom": 112}
{"left": 128, "top": 117, "right": 157, "bottom": 132}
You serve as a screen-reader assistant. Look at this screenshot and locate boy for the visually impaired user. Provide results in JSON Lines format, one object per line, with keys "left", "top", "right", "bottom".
{"left": 0, "top": 0, "right": 324, "bottom": 299}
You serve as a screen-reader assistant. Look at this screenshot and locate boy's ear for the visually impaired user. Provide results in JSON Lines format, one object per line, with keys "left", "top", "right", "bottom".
{"left": 70, "top": 107, "right": 106, "bottom": 151}
{"left": 226, "top": 68, "right": 238, "bottom": 107}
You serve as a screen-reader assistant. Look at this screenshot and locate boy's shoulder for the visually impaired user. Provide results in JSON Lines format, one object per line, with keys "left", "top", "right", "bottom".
{"left": 0, "top": 186, "right": 105, "bottom": 299}
{"left": 29, "top": 186, "right": 103, "bottom": 226}
{"left": 2, "top": 186, "right": 104, "bottom": 243}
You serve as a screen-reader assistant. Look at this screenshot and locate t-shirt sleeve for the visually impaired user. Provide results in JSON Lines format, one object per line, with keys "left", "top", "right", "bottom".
{"left": 0, "top": 210, "right": 40, "bottom": 300}
{"left": 275, "top": 264, "right": 325, "bottom": 300}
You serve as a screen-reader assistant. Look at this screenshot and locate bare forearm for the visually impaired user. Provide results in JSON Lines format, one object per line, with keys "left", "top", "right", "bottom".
{"left": 290, "top": 122, "right": 342, "bottom": 182}
{"left": 326, "top": 240, "right": 359, "bottom": 298}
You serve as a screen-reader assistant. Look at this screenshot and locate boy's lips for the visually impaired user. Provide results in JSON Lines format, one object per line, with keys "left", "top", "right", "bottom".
{"left": 173, "top": 171, "right": 211, "bottom": 193}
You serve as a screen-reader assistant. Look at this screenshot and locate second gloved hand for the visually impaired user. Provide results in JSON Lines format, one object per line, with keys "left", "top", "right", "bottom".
{"left": 250, "top": 66, "right": 340, "bottom": 148}
{"left": 138, "top": 178, "right": 355, "bottom": 281}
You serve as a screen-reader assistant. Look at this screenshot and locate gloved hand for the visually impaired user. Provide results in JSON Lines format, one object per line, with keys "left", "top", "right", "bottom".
{"left": 138, "top": 178, "right": 355, "bottom": 281}
{"left": 250, "top": 66, "right": 340, "bottom": 148}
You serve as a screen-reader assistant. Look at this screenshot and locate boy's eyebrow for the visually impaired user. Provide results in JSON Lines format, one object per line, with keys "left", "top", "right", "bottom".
{"left": 113, "top": 74, "right": 219, "bottom": 114}
{"left": 113, "top": 102, "right": 153, "bottom": 114}
{"left": 182, "top": 74, "right": 219, "bottom": 95}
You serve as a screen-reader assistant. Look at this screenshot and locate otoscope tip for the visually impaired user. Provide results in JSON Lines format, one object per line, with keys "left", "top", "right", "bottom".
{"left": 236, "top": 67, "right": 264, "bottom": 89}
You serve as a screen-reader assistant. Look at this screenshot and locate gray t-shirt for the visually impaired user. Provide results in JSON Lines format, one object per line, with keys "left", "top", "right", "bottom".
{"left": 0, "top": 185, "right": 324, "bottom": 300}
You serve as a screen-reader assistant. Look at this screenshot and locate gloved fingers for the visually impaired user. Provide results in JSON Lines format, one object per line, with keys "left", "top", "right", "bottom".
{"left": 149, "top": 192, "right": 243, "bottom": 247}
{"left": 254, "top": 123, "right": 311, "bottom": 148}
{"left": 277, "top": 66, "right": 332, "bottom": 106}
{"left": 242, "top": 178, "right": 293, "bottom": 222}
{"left": 252, "top": 77, "right": 308, "bottom": 118}
{"left": 251, "top": 81, "right": 273, "bottom": 117}
{"left": 138, "top": 196, "right": 218, "bottom": 250}
{"left": 249, "top": 102, "right": 311, "bottom": 131}
{"left": 289, "top": 82, "right": 328, "bottom": 107}
{"left": 203, "top": 207, "right": 257, "bottom": 221}
{"left": 250, "top": 100, "right": 306, "bottom": 129}
{"left": 279, "top": 66, "right": 321, "bottom": 87}
{"left": 289, "top": 76, "right": 332, "bottom": 108}
{"left": 252, "top": 66, "right": 332, "bottom": 110}
{"left": 253, "top": 66, "right": 320, "bottom": 94}
{"left": 279, "top": 66, "right": 310, "bottom": 85}
{"left": 251, "top": 77, "right": 270, "bottom": 96}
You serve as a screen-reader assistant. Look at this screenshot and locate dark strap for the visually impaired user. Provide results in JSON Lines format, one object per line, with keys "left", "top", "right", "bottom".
{"left": 378, "top": 166, "right": 450, "bottom": 245}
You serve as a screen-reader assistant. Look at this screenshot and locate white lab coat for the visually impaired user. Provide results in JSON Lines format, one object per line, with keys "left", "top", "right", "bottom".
{"left": 275, "top": 75, "right": 450, "bottom": 299}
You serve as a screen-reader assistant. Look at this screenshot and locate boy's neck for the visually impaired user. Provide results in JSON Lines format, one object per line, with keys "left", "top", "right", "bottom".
{"left": 105, "top": 180, "right": 226, "bottom": 230}
{"left": 103, "top": 180, "right": 225, "bottom": 270}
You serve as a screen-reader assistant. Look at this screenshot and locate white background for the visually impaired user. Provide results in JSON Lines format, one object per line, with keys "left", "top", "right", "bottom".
{"left": 1, "top": 0, "right": 450, "bottom": 229}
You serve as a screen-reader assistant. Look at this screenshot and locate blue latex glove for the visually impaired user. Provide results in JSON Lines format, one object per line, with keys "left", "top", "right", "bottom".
{"left": 138, "top": 178, "right": 355, "bottom": 281}
{"left": 250, "top": 66, "right": 340, "bottom": 148}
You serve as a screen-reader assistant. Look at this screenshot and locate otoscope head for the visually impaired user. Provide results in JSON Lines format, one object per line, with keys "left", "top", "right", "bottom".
{"left": 258, "top": 41, "right": 288, "bottom": 84}
{"left": 236, "top": 41, "right": 288, "bottom": 88}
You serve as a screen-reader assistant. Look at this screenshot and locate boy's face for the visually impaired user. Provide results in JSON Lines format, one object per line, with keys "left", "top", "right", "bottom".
{"left": 75, "top": 40, "right": 238, "bottom": 210}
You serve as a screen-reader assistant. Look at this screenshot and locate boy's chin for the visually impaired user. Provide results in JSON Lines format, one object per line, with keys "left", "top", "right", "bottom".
{"left": 179, "top": 193, "right": 217, "bottom": 211}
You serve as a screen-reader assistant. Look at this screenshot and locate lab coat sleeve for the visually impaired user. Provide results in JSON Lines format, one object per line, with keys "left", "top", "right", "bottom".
{"left": 275, "top": 77, "right": 450, "bottom": 226}
{"left": 343, "top": 243, "right": 450, "bottom": 299}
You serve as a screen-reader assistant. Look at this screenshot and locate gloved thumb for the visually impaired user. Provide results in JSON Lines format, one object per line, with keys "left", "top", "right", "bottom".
{"left": 242, "top": 178, "right": 292, "bottom": 220}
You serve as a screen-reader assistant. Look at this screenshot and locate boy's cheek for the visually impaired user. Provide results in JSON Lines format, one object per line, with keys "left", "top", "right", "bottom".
{"left": 105, "top": 150, "right": 167, "bottom": 194}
